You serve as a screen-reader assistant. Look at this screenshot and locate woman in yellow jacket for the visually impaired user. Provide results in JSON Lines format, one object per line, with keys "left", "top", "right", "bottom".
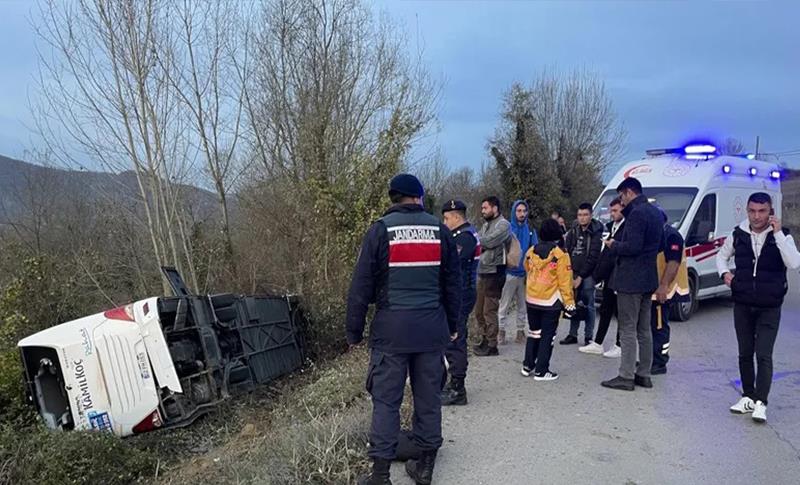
{"left": 522, "top": 218, "right": 577, "bottom": 381}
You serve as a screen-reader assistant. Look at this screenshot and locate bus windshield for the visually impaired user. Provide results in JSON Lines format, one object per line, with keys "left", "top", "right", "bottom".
{"left": 594, "top": 187, "right": 698, "bottom": 228}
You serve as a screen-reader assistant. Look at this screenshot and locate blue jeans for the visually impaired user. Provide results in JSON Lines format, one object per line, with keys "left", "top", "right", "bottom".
{"left": 569, "top": 276, "right": 596, "bottom": 342}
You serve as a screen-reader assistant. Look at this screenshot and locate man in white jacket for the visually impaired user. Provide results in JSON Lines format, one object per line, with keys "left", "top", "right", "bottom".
{"left": 716, "top": 192, "right": 800, "bottom": 424}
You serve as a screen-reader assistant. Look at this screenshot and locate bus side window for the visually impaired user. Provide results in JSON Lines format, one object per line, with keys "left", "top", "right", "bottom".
{"left": 687, "top": 194, "right": 717, "bottom": 247}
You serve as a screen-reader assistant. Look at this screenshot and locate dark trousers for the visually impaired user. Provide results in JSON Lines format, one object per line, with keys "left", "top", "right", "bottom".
{"left": 568, "top": 276, "right": 596, "bottom": 342}
{"left": 367, "top": 349, "right": 446, "bottom": 460}
{"left": 651, "top": 302, "right": 671, "bottom": 370}
{"left": 446, "top": 290, "right": 476, "bottom": 380}
{"left": 595, "top": 284, "right": 620, "bottom": 346}
{"left": 734, "top": 303, "right": 781, "bottom": 405}
{"left": 523, "top": 306, "right": 560, "bottom": 374}
{"left": 475, "top": 270, "right": 506, "bottom": 348}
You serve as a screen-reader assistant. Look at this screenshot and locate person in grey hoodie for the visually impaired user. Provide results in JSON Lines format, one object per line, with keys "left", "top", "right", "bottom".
{"left": 473, "top": 196, "right": 511, "bottom": 356}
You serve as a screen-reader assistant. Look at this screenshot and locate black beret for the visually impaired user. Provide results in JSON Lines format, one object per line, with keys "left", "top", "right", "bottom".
{"left": 441, "top": 199, "right": 467, "bottom": 214}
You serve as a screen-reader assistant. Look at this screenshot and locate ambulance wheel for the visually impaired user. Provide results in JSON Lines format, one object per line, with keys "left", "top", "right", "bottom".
{"left": 672, "top": 276, "right": 697, "bottom": 322}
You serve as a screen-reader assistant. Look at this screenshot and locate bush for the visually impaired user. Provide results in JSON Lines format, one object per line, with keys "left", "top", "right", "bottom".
{"left": 0, "top": 349, "right": 35, "bottom": 427}
{"left": 0, "top": 425, "right": 157, "bottom": 485}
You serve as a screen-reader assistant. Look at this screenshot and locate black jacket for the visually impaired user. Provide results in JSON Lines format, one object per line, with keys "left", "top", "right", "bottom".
{"left": 345, "top": 204, "right": 462, "bottom": 353}
{"left": 608, "top": 195, "right": 664, "bottom": 294}
{"left": 565, "top": 219, "right": 604, "bottom": 279}
{"left": 593, "top": 219, "right": 626, "bottom": 283}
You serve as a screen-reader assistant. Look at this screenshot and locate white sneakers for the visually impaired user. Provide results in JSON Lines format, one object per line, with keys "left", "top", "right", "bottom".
{"left": 578, "top": 341, "right": 604, "bottom": 355}
{"left": 752, "top": 401, "right": 767, "bottom": 423}
{"left": 602, "top": 345, "right": 622, "bottom": 358}
{"left": 730, "top": 397, "right": 767, "bottom": 423}
{"left": 730, "top": 397, "right": 755, "bottom": 414}
{"left": 522, "top": 367, "right": 558, "bottom": 381}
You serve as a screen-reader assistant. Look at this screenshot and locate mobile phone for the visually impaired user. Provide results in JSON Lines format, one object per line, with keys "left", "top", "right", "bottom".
{"left": 770, "top": 208, "right": 775, "bottom": 216}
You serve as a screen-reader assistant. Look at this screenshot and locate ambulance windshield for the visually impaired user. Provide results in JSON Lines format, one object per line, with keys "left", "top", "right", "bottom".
{"left": 594, "top": 187, "right": 698, "bottom": 228}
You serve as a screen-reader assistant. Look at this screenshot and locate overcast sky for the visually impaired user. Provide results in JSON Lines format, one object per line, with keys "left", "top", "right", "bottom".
{"left": 1, "top": 1, "right": 798, "bottom": 175}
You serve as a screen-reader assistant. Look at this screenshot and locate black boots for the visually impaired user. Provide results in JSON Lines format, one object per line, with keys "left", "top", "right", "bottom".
{"left": 472, "top": 338, "right": 488, "bottom": 353}
{"left": 473, "top": 345, "right": 498, "bottom": 356}
{"left": 405, "top": 450, "right": 437, "bottom": 485}
{"left": 357, "top": 458, "right": 392, "bottom": 485}
{"left": 395, "top": 429, "right": 421, "bottom": 461}
{"left": 441, "top": 377, "right": 467, "bottom": 406}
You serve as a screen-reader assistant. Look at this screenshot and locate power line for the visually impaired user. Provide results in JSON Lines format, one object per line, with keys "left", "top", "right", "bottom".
{"left": 762, "top": 148, "right": 800, "bottom": 156}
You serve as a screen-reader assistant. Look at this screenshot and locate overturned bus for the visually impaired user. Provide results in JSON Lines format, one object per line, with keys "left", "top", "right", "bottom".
{"left": 17, "top": 268, "right": 305, "bottom": 437}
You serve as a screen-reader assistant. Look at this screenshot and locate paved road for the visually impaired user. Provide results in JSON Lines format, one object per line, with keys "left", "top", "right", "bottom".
{"left": 392, "top": 276, "right": 800, "bottom": 484}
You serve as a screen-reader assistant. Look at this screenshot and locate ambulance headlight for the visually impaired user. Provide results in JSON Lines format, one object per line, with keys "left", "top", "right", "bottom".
{"left": 722, "top": 164, "right": 732, "bottom": 174}
{"left": 770, "top": 170, "right": 781, "bottom": 180}
{"left": 748, "top": 167, "right": 758, "bottom": 176}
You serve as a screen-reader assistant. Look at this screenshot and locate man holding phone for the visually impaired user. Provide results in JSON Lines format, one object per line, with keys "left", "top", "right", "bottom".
{"left": 716, "top": 192, "right": 800, "bottom": 424}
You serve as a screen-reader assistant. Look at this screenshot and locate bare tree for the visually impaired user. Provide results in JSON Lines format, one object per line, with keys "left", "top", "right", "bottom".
{"left": 720, "top": 137, "right": 746, "bottom": 155}
{"left": 242, "top": 0, "right": 437, "bottom": 294}
{"left": 490, "top": 69, "right": 626, "bottom": 219}
{"left": 33, "top": 0, "right": 212, "bottom": 293}
{"left": 161, "top": 0, "right": 252, "bottom": 282}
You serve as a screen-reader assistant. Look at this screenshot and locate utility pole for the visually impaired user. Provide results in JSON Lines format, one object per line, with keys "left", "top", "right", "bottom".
{"left": 755, "top": 136, "right": 760, "bottom": 160}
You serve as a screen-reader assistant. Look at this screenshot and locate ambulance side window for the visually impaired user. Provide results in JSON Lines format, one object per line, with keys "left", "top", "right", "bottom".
{"left": 686, "top": 194, "right": 716, "bottom": 246}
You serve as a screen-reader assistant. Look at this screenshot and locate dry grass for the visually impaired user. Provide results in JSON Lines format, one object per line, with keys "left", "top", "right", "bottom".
{"left": 161, "top": 347, "right": 373, "bottom": 485}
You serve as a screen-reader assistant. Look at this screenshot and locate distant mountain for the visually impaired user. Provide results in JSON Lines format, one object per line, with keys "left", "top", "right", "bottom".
{"left": 0, "top": 154, "right": 221, "bottom": 224}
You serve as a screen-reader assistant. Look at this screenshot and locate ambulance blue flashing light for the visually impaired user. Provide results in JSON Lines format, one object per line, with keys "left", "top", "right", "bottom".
{"left": 684, "top": 144, "right": 717, "bottom": 155}
{"left": 748, "top": 167, "right": 758, "bottom": 177}
{"left": 746, "top": 154, "right": 756, "bottom": 160}
{"left": 722, "top": 164, "right": 732, "bottom": 174}
{"left": 770, "top": 170, "right": 781, "bottom": 180}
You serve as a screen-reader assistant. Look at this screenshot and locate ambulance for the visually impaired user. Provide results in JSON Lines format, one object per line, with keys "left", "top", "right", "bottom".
{"left": 594, "top": 144, "right": 782, "bottom": 321}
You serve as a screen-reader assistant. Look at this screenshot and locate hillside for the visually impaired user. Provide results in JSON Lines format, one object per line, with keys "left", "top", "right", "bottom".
{"left": 0, "top": 154, "right": 221, "bottom": 224}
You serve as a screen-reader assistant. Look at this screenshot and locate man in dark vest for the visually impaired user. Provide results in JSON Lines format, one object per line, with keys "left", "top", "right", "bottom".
{"left": 441, "top": 199, "right": 480, "bottom": 406}
{"left": 716, "top": 192, "right": 800, "bottom": 424}
{"left": 347, "top": 174, "right": 461, "bottom": 485}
